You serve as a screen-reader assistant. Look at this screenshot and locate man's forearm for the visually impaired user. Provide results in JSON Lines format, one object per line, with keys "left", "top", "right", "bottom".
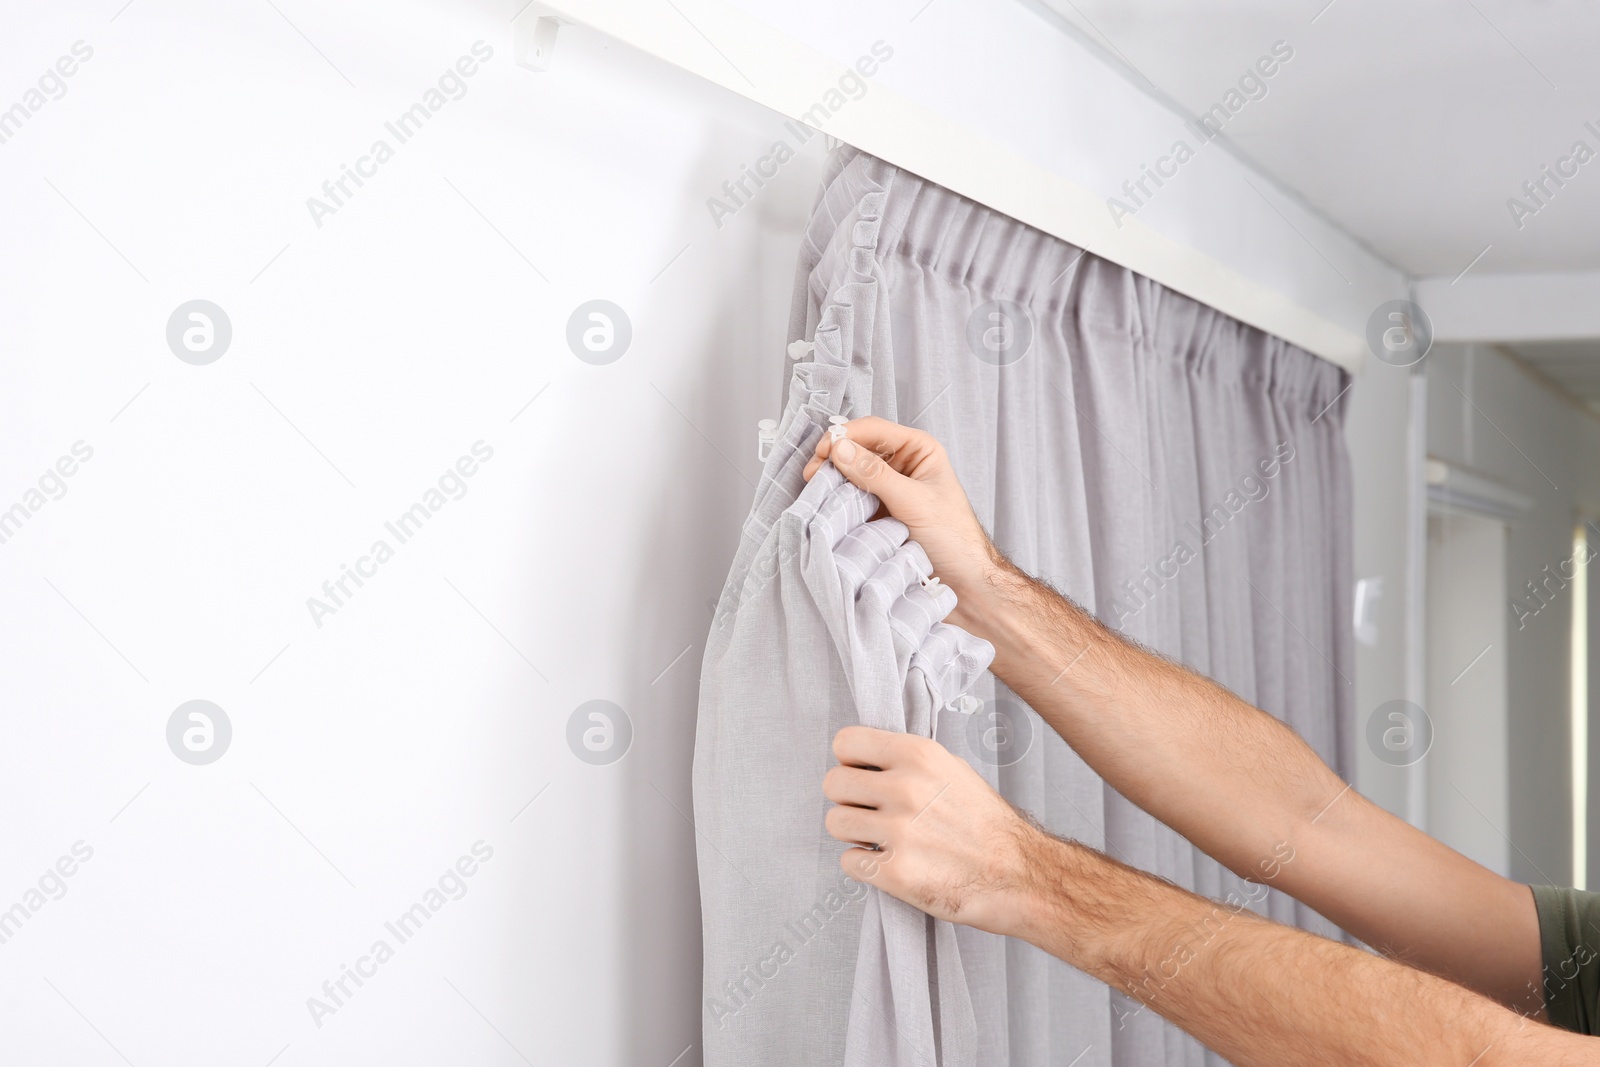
{"left": 964, "top": 559, "right": 1338, "bottom": 875}
{"left": 1013, "top": 834, "right": 1587, "bottom": 1067}
{"left": 964, "top": 557, "right": 1544, "bottom": 1012}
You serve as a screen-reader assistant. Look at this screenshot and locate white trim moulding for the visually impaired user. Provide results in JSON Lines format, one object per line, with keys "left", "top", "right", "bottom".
{"left": 1424, "top": 457, "right": 1534, "bottom": 522}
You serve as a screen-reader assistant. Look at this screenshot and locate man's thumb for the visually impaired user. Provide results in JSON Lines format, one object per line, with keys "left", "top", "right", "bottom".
{"left": 831, "top": 437, "right": 914, "bottom": 511}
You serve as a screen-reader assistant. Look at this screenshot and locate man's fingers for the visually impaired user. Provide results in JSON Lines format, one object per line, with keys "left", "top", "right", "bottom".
{"left": 833, "top": 724, "right": 916, "bottom": 769}
{"left": 805, "top": 416, "right": 940, "bottom": 483}
{"left": 823, "top": 765, "right": 886, "bottom": 808}
{"left": 818, "top": 417, "right": 938, "bottom": 470}
{"left": 824, "top": 803, "right": 883, "bottom": 847}
{"left": 828, "top": 436, "right": 923, "bottom": 513}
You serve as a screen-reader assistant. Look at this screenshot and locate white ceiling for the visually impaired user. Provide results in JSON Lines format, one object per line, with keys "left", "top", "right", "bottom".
{"left": 1030, "top": 0, "right": 1600, "bottom": 279}
{"left": 1505, "top": 339, "right": 1600, "bottom": 409}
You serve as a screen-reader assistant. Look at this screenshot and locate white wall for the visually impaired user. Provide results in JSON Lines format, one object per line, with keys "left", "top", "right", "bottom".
{"left": 0, "top": 2, "right": 829, "bottom": 1062}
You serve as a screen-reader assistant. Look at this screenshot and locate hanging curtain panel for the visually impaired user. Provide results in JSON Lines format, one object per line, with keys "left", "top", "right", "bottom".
{"left": 695, "top": 146, "right": 1355, "bottom": 1067}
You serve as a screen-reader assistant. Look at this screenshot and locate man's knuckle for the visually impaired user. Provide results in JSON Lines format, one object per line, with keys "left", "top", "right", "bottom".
{"left": 904, "top": 734, "right": 942, "bottom": 767}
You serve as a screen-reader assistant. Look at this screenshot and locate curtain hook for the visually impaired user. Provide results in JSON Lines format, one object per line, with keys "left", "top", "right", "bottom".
{"left": 949, "top": 693, "right": 982, "bottom": 715}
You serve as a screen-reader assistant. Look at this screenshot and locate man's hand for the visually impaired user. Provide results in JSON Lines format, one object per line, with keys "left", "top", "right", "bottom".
{"left": 805, "top": 418, "right": 1002, "bottom": 637}
{"left": 821, "top": 740, "right": 1590, "bottom": 1067}
{"left": 822, "top": 724, "right": 1043, "bottom": 937}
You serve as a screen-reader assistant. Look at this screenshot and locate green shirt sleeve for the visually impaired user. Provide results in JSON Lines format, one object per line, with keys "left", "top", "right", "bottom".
{"left": 1531, "top": 883, "right": 1600, "bottom": 1034}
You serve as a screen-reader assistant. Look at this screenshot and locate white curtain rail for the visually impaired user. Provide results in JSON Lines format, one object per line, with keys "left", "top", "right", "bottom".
{"left": 513, "top": 0, "right": 1368, "bottom": 374}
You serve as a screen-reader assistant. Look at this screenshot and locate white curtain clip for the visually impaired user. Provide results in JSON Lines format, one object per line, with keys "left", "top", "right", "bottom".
{"left": 756, "top": 418, "right": 778, "bottom": 462}
{"left": 787, "top": 339, "right": 814, "bottom": 361}
{"left": 828, "top": 415, "right": 848, "bottom": 443}
{"left": 920, "top": 573, "right": 941, "bottom": 590}
{"left": 949, "top": 693, "right": 982, "bottom": 715}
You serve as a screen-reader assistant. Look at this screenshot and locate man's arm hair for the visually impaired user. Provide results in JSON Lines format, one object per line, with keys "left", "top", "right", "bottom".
{"left": 1015, "top": 833, "right": 1591, "bottom": 1066}
{"left": 969, "top": 556, "right": 1546, "bottom": 1015}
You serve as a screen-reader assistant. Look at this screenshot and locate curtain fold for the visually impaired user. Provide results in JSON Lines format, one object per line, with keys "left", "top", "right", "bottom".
{"left": 697, "top": 146, "right": 1354, "bottom": 1067}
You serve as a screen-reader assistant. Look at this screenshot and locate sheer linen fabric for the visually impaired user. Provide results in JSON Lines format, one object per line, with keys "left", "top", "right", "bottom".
{"left": 695, "top": 146, "right": 1355, "bottom": 1067}
{"left": 693, "top": 239, "right": 995, "bottom": 1065}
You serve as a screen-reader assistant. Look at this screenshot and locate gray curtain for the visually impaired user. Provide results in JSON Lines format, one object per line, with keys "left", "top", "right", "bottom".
{"left": 694, "top": 146, "right": 1355, "bottom": 1067}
